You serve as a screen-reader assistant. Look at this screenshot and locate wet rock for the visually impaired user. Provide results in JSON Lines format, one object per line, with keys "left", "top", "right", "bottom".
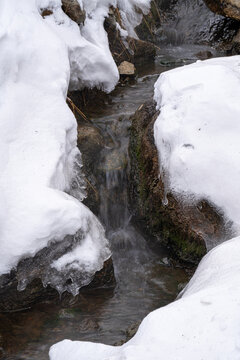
{"left": 195, "top": 50, "right": 213, "bottom": 60}
{"left": 136, "top": 0, "right": 239, "bottom": 46}
{"left": 204, "top": 0, "right": 240, "bottom": 21}
{"left": 125, "top": 322, "right": 140, "bottom": 340}
{"left": 118, "top": 61, "right": 136, "bottom": 76}
{"left": 104, "top": 12, "right": 157, "bottom": 66}
{"left": 114, "top": 322, "right": 141, "bottom": 346}
{"left": 128, "top": 101, "right": 229, "bottom": 264}
{"left": 230, "top": 28, "right": 240, "bottom": 53}
{"left": 77, "top": 123, "right": 105, "bottom": 214}
{"left": 0, "top": 257, "right": 115, "bottom": 313}
{"left": 61, "top": 0, "right": 86, "bottom": 25}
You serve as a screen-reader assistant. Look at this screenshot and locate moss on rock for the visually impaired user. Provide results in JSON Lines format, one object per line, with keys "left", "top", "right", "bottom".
{"left": 129, "top": 101, "right": 228, "bottom": 264}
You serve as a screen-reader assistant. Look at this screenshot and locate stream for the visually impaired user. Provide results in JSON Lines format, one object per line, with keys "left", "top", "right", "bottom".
{"left": 0, "top": 45, "right": 224, "bottom": 360}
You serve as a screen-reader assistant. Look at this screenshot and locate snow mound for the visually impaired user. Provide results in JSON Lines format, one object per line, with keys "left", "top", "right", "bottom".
{"left": 154, "top": 55, "right": 240, "bottom": 233}
{"left": 49, "top": 235, "right": 240, "bottom": 360}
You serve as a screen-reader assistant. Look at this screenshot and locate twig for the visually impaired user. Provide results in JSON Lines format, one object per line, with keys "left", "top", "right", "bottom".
{"left": 67, "top": 97, "right": 90, "bottom": 122}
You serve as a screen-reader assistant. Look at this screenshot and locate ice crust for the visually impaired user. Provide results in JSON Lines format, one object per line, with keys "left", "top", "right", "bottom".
{"left": 50, "top": 56, "right": 240, "bottom": 357}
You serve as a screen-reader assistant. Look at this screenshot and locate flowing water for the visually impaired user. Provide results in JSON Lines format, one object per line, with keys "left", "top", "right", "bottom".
{"left": 0, "top": 45, "right": 225, "bottom": 359}
{"left": 147, "top": 0, "right": 238, "bottom": 45}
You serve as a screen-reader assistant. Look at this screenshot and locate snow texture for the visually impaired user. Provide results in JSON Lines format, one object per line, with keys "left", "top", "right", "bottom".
{"left": 49, "top": 235, "right": 240, "bottom": 359}
{"left": 49, "top": 56, "right": 240, "bottom": 358}
{"left": 154, "top": 56, "right": 240, "bottom": 234}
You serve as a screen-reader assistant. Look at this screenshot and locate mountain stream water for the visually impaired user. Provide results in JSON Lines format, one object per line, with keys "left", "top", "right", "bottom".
{"left": 0, "top": 45, "right": 224, "bottom": 360}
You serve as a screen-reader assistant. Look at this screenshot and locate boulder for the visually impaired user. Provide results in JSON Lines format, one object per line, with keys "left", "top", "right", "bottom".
{"left": 128, "top": 101, "right": 229, "bottom": 264}
{"left": 204, "top": 0, "right": 240, "bottom": 21}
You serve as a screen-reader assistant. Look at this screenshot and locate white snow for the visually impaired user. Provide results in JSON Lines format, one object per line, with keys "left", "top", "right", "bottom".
{"left": 49, "top": 56, "right": 240, "bottom": 358}
{"left": 49, "top": 235, "right": 240, "bottom": 360}
{"left": 154, "top": 56, "right": 240, "bottom": 233}
{"left": 0, "top": 0, "right": 151, "bottom": 286}
{"left": 0, "top": 0, "right": 114, "bottom": 280}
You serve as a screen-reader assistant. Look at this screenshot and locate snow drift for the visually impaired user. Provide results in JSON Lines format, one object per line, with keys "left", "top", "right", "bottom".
{"left": 50, "top": 56, "right": 240, "bottom": 358}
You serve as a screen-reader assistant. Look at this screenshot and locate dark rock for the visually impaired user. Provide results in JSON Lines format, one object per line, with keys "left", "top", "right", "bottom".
{"left": 195, "top": 50, "right": 213, "bottom": 59}
{"left": 128, "top": 101, "right": 230, "bottom": 264}
{"left": 230, "top": 29, "right": 240, "bottom": 53}
{"left": 0, "top": 258, "right": 114, "bottom": 313}
{"left": 204, "top": 0, "right": 240, "bottom": 21}
{"left": 77, "top": 123, "right": 105, "bottom": 214}
{"left": 136, "top": 0, "right": 239, "bottom": 46}
{"left": 105, "top": 11, "right": 157, "bottom": 66}
{"left": 41, "top": 9, "right": 53, "bottom": 17}
{"left": 61, "top": 0, "right": 86, "bottom": 25}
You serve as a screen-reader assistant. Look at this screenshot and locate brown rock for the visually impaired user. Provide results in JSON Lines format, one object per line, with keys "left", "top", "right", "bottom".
{"left": 204, "top": 0, "right": 240, "bottom": 21}
{"left": 129, "top": 101, "right": 230, "bottom": 264}
{"left": 105, "top": 12, "right": 157, "bottom": 66}
{"left": 61, "top": 0, "right": 86, "bottom": 25}
{"left": 41, "top": 9, "right": 53, "bottom": 17}
{"left": 195, "top": 50, "right": 213, "bottom": 60}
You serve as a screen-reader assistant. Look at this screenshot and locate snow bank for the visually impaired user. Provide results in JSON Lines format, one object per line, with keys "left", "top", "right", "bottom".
{"left": 49, "top": 235, "right": 240, "bottom": 360}
{"left": 0, "top": 0, "right": 151, "bottom": 290}
{"left": 154, "top": 56, "right": 240, "bottom": 234}
{"left": 0, "top": 0, "right": 112, "bottom": 291}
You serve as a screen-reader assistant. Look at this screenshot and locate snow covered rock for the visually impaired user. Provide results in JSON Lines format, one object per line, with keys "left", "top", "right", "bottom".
{"left": 129, "top": 100, "right": 230, "bottom": 263}
{"left": 154, "top": 55, "right": 240, "bottom": 236}
{"left": 0, "top": 0, "right": 154, "bottom": 310}
{"left": 0, "top": 0, "right": 120, "bottom": 306}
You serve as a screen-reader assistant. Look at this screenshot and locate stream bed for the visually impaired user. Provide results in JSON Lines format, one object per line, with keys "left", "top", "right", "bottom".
{"left": 0, "top": 45, "right": 223, "bottom": 360}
